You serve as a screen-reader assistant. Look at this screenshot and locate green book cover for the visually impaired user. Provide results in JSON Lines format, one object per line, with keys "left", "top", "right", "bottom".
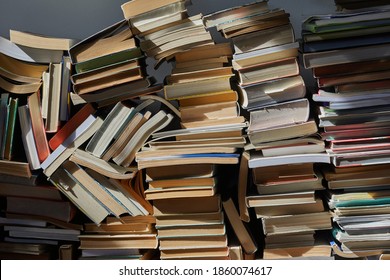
{"left": 74, "top": 48, "right": 143, "bottom": 74}
{"left": 4, "top": 97, "right": 19, "bottom": 160}
{"left": 0, "top": 94, "right": 10, "bottom": 159}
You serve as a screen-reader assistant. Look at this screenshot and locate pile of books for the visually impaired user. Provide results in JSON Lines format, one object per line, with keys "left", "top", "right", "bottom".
{"left": 122, "top": 0, "right": 213, "bottom": 67}
{"left": 0, "top": 173, "right": 82, "bottom": 260}
{"left": 302, "top": 6, "right": 390, "bottom": 258}
{"left": 68, "top": 19, "right": 162, "bottom": 107}
{"left": 205, "top": 0, "right": 333, "bottom": 259}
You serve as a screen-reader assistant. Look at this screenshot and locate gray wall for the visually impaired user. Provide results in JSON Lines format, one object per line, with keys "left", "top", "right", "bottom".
{"left": 0, "top": 0, "right": 337, "bottom": 85}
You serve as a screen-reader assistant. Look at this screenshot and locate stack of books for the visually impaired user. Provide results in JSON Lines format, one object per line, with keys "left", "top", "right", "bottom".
{"left": 0, "top": 173, "right": 82, "bottom": 260}
{"left": 142, "top": 164, "right": 230, "bottom": 260}
{"left": 302, "top": 7, "right": 390, "bottom": 258}
{"left": 79, "top": 213, "right": 158, "bottom": 260}
{"left": 7, "top": 30, "right": 75, "bottom": 134}
{"left": 204, "top": 0, "right": 305, "bottom": 111}
{"left": 122, "top": 0, "right": 213, "bottom": 66}
{"left": 205, "top": 1, "right": 333, "bottom": 259}
{"left": 68, "top": 20, "right": 161, "bottom": 107}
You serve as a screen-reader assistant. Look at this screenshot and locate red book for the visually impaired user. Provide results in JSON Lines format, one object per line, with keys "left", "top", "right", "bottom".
{"left": 28, "top": 90, "right": 50, "bottom": 163}
{"left": 48, "top": 103, "right": 96, "bottom": 151}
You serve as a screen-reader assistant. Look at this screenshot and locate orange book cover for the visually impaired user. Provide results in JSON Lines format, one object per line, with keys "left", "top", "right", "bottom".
{"left": 27, "top": 90, "right": 50, "bottom": 163}
{"left": 48, "top": 103, "right": 96, "bottom": 151}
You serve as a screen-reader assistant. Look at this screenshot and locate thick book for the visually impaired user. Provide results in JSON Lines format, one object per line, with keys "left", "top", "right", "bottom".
{"left": 9, "top": 30, "right": 77, "bottom": 51}
{"left": 232, "top": 41, "right": 299, "bottom": 70}
{"left": 41, "top": 115, "right": 103, "bottom": 177}
{"left": 86, "top": 102, "right": 136, "bottom": 158}
{"left": 303, "top": 42, "right": 390, "bottom": 69}
{"left": 50, "top": 167, "right": 110, "bottom": 225}
{"left": 27, "top": 91, "right": 50, "bottom": 163}
{"left": 222, "top": 198, "right": 257, "bottom": 255}
{"left": 237, "top": 57, "right": 299, "bottom": 86}
{"left": 69, "top": 20, "right": 136, "bottom": 64}
{"left": 202, "top": 1, "right": 270, "bottom": 28}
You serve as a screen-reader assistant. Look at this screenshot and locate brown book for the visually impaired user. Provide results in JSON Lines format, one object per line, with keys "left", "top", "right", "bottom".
{"left": 79, "top": 234, "right": 158, "bottom": 249}
{"left": 223, "top": 198, "right": 257, "bottom": 254}
{"left": 174, "top": 43, "right": 233, "bottom": 62}
{"left": 69, "top": 20, "right": 135, "bottom": 64}
{"left": 161, "top": 247, "right": 229, "bottom": 260}
{"left": 238, "top": 57, "right": 299, "bottom": 86}
{"left": 145, "top": 164, "right": 215, "bottom": 181}
{"left": 6, "top": 196, "right": 76, "bottom": 223}
{"left": 261, "top": 211, "right": 332, "bottom": 235}
{"left": 153, "top": 195, "right": 221, "bottom": 216}
{"left": 121, "top": 0, "right": 184, "bottom": 19}
{"left": 27, "top": 90, "right": 50, "bottom": 162}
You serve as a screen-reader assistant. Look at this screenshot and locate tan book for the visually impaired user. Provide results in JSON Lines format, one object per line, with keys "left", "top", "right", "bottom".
{"left": 153, "top": 195, "right": 221, "bottom": 216}
{"left": 79, "top": 234, "right": 158, "bottom": 249}
{"left": 159, "top": 234, "right": 228, "bottom": 250}
{"left": 238, "top": 57, "right": 299, "bottom": 86}
{"left": 10, "top": 30, "right": 77, "bottom": 50}
{"left": 223, "top": 198, "right": 257, "bottom": 255}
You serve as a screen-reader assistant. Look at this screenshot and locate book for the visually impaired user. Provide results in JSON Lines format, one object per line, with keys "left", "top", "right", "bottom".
{"left": 249, "top": 151, "right": 330, "bottom": 168}
{"left": 112, "top": 111, "right": 174, "bottom": 167}
{"left": 222, "top": 198, "right": 257, "bottom": 254}
{"left": 137, "top": 152, "right": 240, "bottom": 170}
{"left": 158, "top": 234, "right": 228, "bottom": 250}
{"left": 0, "top": 52, "right": 48, "bottom": 83}
{"left": 9, "top": 30, "right": 77, "bottom": 51}
{"left": 62, "top": 161, "right": 131, "bottom": 219}
{"left": 69, "top": 20, "right": 136, "bottom": 64}
{"left": 202, "top": 1, "right": 270, "bottom": 28}
{"left": 246, "top": 191, "right": 316, "bottom": 208}
{"left": 146, "top": 164, "right": 215, "bottom": 182}
{"left": 254, "top": 198, "right": 325, "bottom": 218}
{"left": 232, "top": 42, "right": 299, "bottom": 70}
{"left": 263, "top": 243, "right": 332, "bottom": 259}
{"left": 101, "top": 112, "right": 151, "bottom": 162}
{"left": 0, "top": 35, "right": 64, "bottom": 63}
{"left": 49, "top": 167, "right": 111, "bottom": 225}
{"left": 226, "top": 12, "right": 292, "bottom": 47}
{"left": 85, "top": 102, "right": 135, "bottom": 158}
{"left": 237, "top": 58, "right": 299, "bottom": 86}
{"left": 261, "top": 211, "right": 332, "bottom": 235}
{"left": 48, "top": 103, "right": 96, "bottom": 151}
{"left": 2, "top": 96, "right": 18, "bottom": 160}
{"left": 121, "top": 0, "right": 185, "bottom": 19}
{"left": 4, "top": 225, "right": 80, "bottom": 242}
{"left": 41, "top": 115, "right": 103, "bottom": 177}
{"left": 44, "top": 62, "right": 63, "bottom": 133}
{"left": 302, "top": 9, "right": 390, "bottom": 33}
{"left": 85, "top": 169, "right": 149, "bottom": 217}
{"left": 129, "top": 2, "right": 189, "bottom": 35}
{"left": 0, "top": 182, "right": 63, "bottom": 201}
{"left": 27, "top": 90, "right": 50, "bottom": 163}
{"left": 0, "top": 159, "right": 32, "bottom": 178}
{"left": 248, "top": 98, "right": 310, "bottom": 132}
{"left": 69, "top": 149, "right": 136, "bottom": 180}
{"left": 6, "top": 196, "right": 76, "bottom": 223}
{"left": 79, "top": 234, "right": 158, "bottom": 249}
{"left": 238, "top": 75, "right": 306, "bottom": 111}
{"left": 157, "top": 224, "right": 225, "bottom": 239}
{"left": 164, "top": 75, "right": 234, "bottom": 100}
{"left": 153, "top": 195, "right": 221, "bottom": 216}
{"left": 303, "top": 43, "right": 390, "bottom": 69}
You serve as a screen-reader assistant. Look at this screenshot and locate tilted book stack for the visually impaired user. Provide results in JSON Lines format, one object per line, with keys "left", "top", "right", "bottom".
{"left": 206, "top": 0, "right": 333, "bottom": 259}
{"left": 68, "top": 19, "right": 163, "bottom": 108}
{"left": 302, "top": 6, "right": 390, "bottom": 258}
{"left": 122, "top": 0, "right": 213, "bottom": 67}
